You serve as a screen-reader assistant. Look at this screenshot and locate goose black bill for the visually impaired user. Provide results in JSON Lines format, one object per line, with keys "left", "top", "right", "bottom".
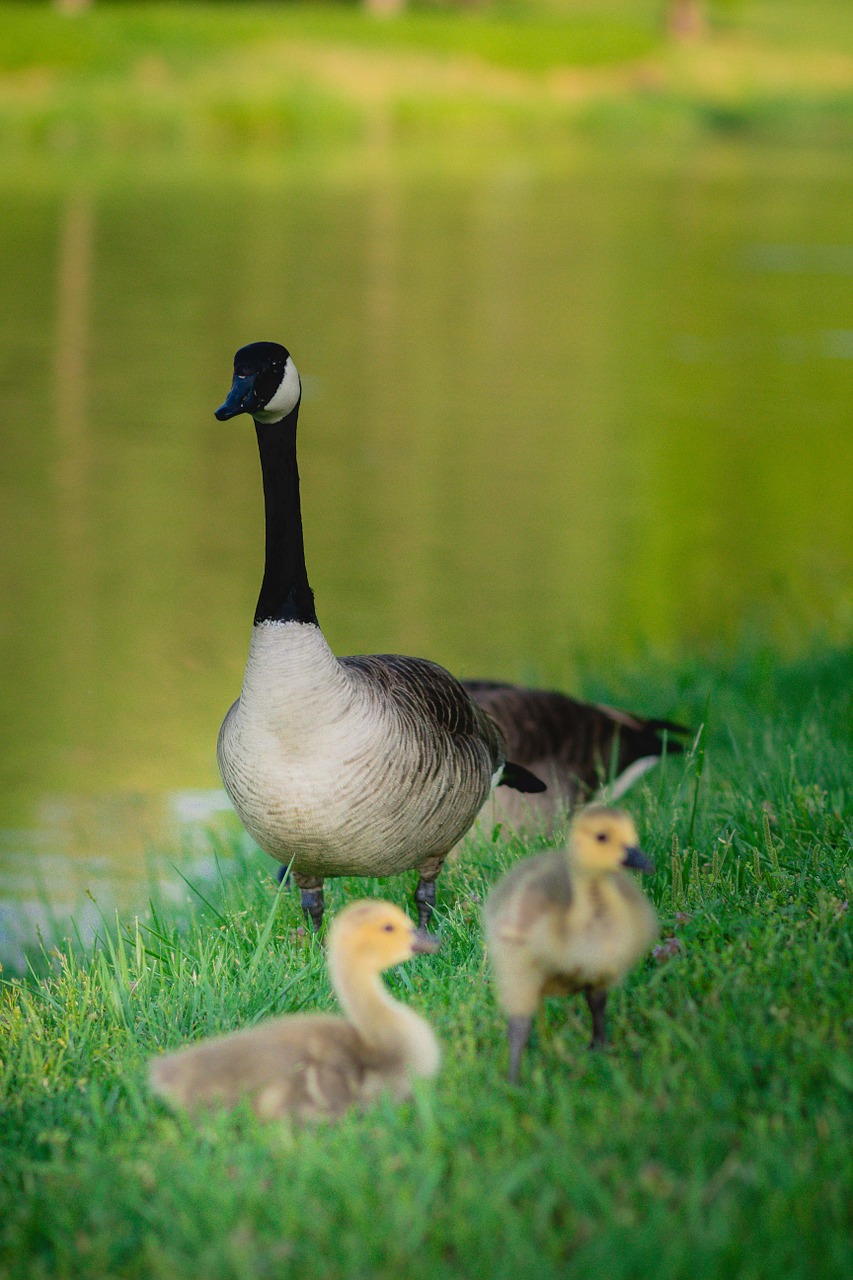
{"left": 215, "top": 372, "right": 261, "bottom": 421}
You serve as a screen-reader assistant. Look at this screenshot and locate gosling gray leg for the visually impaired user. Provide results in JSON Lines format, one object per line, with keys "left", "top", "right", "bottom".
{"left": 584, "top": 987, "right": 608, "bottom": 1048}
{"left": 293, "top": 873, "right": 325, "bottom": 932}
{"left": 507, "top": 1015, "right": 533, "bottom": 1083}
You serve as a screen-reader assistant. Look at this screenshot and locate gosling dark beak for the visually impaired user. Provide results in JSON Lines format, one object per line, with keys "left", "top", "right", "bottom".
{"left": 411, "top": 928, "right": 440, "bottom": 955}
{"left": 215, "top": 372, "right": 260, "bottom": 421}
{"left": 623, "top": 845, "right": 655, "bottom": 874}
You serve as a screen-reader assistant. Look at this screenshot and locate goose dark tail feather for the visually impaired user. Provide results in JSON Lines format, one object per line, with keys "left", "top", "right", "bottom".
{"left": 627, "top": 718, "right": 690, "bottom": 757}
{"left": 501, "top": 762, "right": 548, "bottom": 793}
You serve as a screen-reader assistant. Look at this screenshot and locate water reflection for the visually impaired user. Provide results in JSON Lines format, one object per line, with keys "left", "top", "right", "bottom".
{"left": 0, "top": 789, "right": 243, "bottom": 969}
{"left": 1, "top": 146, "right": 851, "bottom": 949}
{"left": 743, "top": 244, "right": 853, "bottom": 275}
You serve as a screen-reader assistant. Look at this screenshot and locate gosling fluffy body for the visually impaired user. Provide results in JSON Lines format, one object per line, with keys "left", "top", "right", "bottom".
{"left": 484, "top": 805, "right": 658, "bottom": 1080}
{"left": 149, "top": 901, "right": 440, "bottom": 1122}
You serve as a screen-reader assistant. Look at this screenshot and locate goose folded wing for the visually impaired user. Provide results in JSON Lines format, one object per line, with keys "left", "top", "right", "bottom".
{"left": 464, "top": 681, "right": 688, "bottom": 788}
{"left": 342, "top": 653, "right": 506, "bottom": 767}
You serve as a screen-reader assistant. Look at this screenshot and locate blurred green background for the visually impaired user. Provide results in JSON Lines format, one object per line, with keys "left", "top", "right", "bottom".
{"left": 1, "top": 0, "right": 851, "bottom": 936}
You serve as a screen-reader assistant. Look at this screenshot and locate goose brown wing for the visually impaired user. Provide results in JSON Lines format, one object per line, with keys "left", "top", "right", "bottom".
{"left": 463, "top": 681, "right": 687, "bottom": 792}
{"left": 342, "top": 654, "right": 506, "bottom": 774}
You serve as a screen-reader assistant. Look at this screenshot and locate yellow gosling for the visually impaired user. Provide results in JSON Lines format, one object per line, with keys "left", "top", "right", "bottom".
{"left": 149, "top": 901, "right": 440, "bottom": 1121}
{"left": 483, "top": 805, "right": 658, "bottom": 1082}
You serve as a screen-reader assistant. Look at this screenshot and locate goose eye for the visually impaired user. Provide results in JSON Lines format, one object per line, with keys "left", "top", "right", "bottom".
{"left": 596, "top": 832, "right": 608, "bottom": 843}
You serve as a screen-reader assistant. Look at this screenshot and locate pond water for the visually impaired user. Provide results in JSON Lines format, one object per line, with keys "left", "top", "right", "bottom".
{"left": 1, "top": 142, "right": 851, "bottom": 962}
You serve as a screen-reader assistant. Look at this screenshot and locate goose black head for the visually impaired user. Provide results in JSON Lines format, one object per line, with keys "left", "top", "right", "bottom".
{"left": 215, "top": 341, "right": 301, "bottom": 424}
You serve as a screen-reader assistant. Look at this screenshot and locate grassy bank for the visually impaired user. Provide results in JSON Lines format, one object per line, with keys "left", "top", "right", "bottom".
{"left": 1, "top": 645, "right": 852, "bottom": 1278}
{"left": 2, "top": 1, "right": 853, "bottom": 154}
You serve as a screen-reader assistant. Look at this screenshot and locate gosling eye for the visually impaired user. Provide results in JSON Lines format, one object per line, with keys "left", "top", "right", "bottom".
{"left": 595, "top": 832, "right": 608, "bottom": 843}
{"left": 382, "top": 923, "right": 395, "bottom": 933}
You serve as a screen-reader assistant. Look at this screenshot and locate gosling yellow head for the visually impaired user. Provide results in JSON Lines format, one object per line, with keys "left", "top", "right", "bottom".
{"left": 328, "top": 900, "right": 440, "bottom": 972}
{"left": 568, "top": 804, "right": 656, "bottom": 875}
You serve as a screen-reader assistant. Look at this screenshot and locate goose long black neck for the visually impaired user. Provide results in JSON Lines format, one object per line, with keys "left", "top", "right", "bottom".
{"left": 253, "top": 411, "right": 318, "bottom": 626}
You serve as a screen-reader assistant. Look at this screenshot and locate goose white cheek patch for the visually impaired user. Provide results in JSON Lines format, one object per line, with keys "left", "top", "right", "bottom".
{"left": 255, "top": 357, "right": 301, "bottom": 423}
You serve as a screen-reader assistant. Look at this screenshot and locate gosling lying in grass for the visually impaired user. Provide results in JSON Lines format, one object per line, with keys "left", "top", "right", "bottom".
{"left": 149, "top": 900, "right": 440, "bottom": 1121}
{"left": 483, "top": 804, "right": 658, "bottom": 1082}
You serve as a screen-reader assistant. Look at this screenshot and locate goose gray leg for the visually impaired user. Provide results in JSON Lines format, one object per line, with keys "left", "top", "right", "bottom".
{"left": 413, "top": 880, "right": 436, "bottom": 930}
{"left": 414, "top": 856, "right": 444, "bottom": 930}
{"left": 507, "top": 1015, "right": 532, "bottom": 1083}
{"left": 584, "top": 986, "right": 607, "bottom": 1048}
{"left": 293, "top": 872, "right": 325, "bottom": 932}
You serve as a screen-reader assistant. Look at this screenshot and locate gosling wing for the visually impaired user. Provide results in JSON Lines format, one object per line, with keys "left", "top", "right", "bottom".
{"left": 150, "top": 1015, "right": 376, "bottom": 1120}
{"left": 484, "top": 851, "right": 573, "bottom": 944}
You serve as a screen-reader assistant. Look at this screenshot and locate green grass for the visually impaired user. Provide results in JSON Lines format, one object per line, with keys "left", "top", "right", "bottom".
{"left": 0, "top": 1, "right": 660, "bottom": 156}
{"left": 0, "top": 2, "right": 661, "bottom": 75}
{"left": 2, "top": 644, "right": 852, "bottom": 1278}
{"left": 2, "top": 1, "right": 853, "bottom": 155}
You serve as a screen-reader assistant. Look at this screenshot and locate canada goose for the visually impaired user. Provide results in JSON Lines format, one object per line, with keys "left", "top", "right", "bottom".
{"left": 149, "top": 900, "right": 440, "bottom": 1121}
{"left": 483, "top": 804, "right": 658, "bottom": 1082}
{"left": 463, "top": 682, "right": 687, "bottom": 838}
{"left": 214, "top": 341, "right": 544, "bottom": 931}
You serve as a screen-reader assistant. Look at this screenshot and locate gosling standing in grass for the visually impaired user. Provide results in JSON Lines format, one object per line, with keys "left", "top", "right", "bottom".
{"left": 483, "top": 805, "right": 658, "bottom": 1082}
{"left": 149, "top": 901, "right": 440, "bottom": 1121}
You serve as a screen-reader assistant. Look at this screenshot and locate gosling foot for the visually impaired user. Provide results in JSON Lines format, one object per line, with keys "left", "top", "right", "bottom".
{"left": 413, "top": 878, "right": 437, "bottom": 931}
{"left": 584, "top": 987, "right": 608, "bottom": 1049}
{"left": 507, "top": 1014, "right": 533, "bottom": 1084}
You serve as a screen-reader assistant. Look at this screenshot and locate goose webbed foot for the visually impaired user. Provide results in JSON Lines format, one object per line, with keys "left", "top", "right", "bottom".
{"left": 584, "top": 987, "right": 607, "bottom": 1049}
{"left": 507, "top": 1015, "right": 532, "bottom": 1083}
{"left": 413, "top": 878, "right": 437, "bottom": 931}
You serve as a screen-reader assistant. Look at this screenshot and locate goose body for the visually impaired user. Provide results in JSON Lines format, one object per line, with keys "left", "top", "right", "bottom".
{"left": 214, "top": 342, "right": 542, "bottom": 928}
{"left": 149, "top": 901, "right": 441, "bottom": 1121}
{"left": 464, "top": 681, "right": 687, "bottom": 837}
{"left": 483, "top": 805, "right": 658, "bottom": 1081}
{"left": 219, "top": 629, "right": 504, "bottom": 880}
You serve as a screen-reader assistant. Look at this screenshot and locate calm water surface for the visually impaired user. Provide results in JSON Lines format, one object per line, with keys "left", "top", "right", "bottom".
{"left": 1, "top": 143, "right": 851, "bottom": 960}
